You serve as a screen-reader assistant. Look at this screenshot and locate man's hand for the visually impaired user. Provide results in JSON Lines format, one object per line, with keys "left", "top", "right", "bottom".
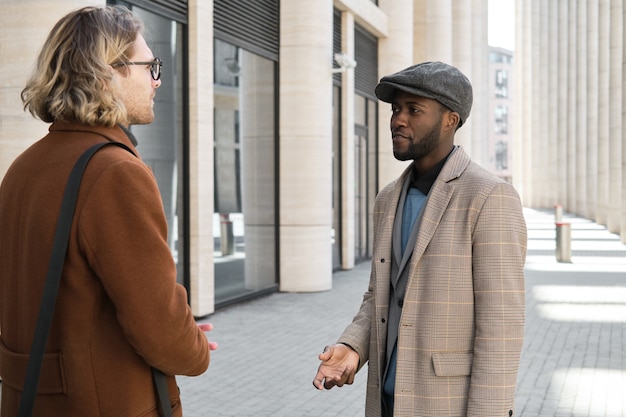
{"left": 312, "top": 343, "right": 360, "bottom": 390}
{"left": 198, "top": 323, "right": 218, "bottom": 350}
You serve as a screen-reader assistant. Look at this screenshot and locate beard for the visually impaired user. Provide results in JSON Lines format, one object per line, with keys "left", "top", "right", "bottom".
{"left": 393, "top": 118, "right": 442, "bottom": 161}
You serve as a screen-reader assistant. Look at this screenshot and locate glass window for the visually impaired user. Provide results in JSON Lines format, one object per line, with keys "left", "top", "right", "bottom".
{"left": 213, "top": 38, "right": 277, "bottom": 305}
{"left": 495, "top": 141, "right": 509, "bottom": 170}
{"left": 495, "top": 105, "right": 509, "bottom": 134}
{"left": 110, "top": 2, "right": 187, "bottom": 286}
{"left": 495, "top": 69, "right": 509, "bottom": 98}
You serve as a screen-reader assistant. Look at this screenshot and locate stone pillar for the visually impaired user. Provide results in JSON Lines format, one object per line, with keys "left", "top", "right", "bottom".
{"left": 586, "top": 0, "right": 599, "bottom": 220}
{"left": 557, "top": 0, "right": 571, "bottom": 209}
{"left": 622, "top": 3, "right": 626, "bottom": 243}
{"left": 576, "top": 0, "right": 588, "bottom": 217}
{"left": 608, "top": 0, "right": 623, "bottom": 233}
{"left": 597, "top": 0, "right": 611, "bottom": 225}
{"left": 339, "top": 11, "right": 356, "bottom": 270}
{"left": 566, "top": 1, "right": 578, "bottom": 211}
{"left": 187, "top": 0, "right": 215, "bottom": 316}
{"left": 530, "top": 0, "right": 541, "bottom": 208}
{"left": 469, "top": 0, "right": 489, "bottom": 166}
{"left": 413, "top": 0, "right": 428, "bottom": 63}
{"left": 378, "top": 0, "right": 414, "bottom": 188}
{"left": 513, "top": 0, "right": 532, "bottom": 203}
{"left": 279, "top": 0, "right": 333, "bottom": 292}
{"left": 426, "top": 0, "right": 453, "bottom": 62}
{"left": 537, "top": 0, "right": 549, "bottom": 207}
{"left": 453, "top": 0, "right": 474, "bottom": 157}
{"left": 547, "top": 0, "right": 559, "bottom": 207}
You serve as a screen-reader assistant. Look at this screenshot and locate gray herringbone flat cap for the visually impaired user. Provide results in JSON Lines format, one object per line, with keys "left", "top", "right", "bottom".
{"left": 375, "top": 61, "right": 473, "bottom": 127}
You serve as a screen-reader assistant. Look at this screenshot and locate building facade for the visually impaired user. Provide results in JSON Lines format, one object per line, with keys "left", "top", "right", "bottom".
{"left": 514, "top": 0, "right": 626, "bottom": 242}
{"left": 488, "top": 47, "right": 514, "bottom": 183}
{"left": 1, "top": 0, "right": 491, "bottom": 316}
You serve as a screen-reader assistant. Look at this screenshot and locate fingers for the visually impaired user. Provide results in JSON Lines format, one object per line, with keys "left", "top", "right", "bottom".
{"left": 312, "top": 371, "right": 326, "bottom": 390}
{"left": 312, "top": 372, "right": 339, "bottom": 390}
{"left": 313, "top": 344, "right": 358, "bottom": 391}
{"left": 318, "top": 346, "right": 332, "bottom": 361}
{"left": 197, "top": 323, "right": 218, "bottom": 350}
{"left": 197, "top": 322, "right": 214, "bottom": 332}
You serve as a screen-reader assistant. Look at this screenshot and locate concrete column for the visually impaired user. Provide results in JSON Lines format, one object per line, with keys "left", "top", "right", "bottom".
{"left": 547, "top": 0, "right": 559, "bottom": 207}
{"left": 452, "top": 0, "right": 474, "bottom": 157}
{"left": 586, "top": 0, "right": 599, "bottom": 220}
{"left": 537, "top": 0, "right": 549, "bottom": 207}
{"left": 557, "top": 0, "right": 569, "bottom": 208}
{"left": 597, "top": 0, "right": 611, "bottom": 226}
{"left": 608, "top": 0, "right": 623, "bottom": 233}
{"left": 425, "top": 0, "right": 453, "bottom": 62}
{"left": 576, "top": 0, "right": 588, "bottom": 217}
{"left": 187, "top": 0, "right": 215, "bottom": 316}
{"left": 469, "top": 0, "right": 489, "bottom": 166}
{"left": 413, "top": 0, "right": 428, "bottom": 63}
{"left": 622, "top": 3, "right": 626, "bottom": 243}
{"left": 339, "top": 11, "right": 356, "bottom": 270}
{"left": 378, "top": 0, "right": 413, "bottom": 188}
{"left": 566, "top": 1, "right": 578, "bottom": 210}
{"left": 530, "top": 0, "right": 541, "bottom": 208}
{"left": 279, "top": 0, "right": 333, "bottom": 292}
{"left": 513, "top": 0, "right": 532, "bottom": 203}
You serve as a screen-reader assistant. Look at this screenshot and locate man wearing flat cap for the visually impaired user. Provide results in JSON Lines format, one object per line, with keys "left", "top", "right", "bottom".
{"left": 313, "top": 62, "right": 527, "bottom": 417}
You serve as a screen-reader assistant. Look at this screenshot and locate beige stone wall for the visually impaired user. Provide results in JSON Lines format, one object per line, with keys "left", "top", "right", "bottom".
{"left": 0, "top": 1, "right": 101, "bottom": 178}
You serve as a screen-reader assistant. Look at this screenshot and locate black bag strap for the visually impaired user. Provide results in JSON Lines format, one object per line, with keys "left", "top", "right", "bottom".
{"left": 18, "top": 142, "right": 171, "bottom": 417}
{"left": 152, "top": 368, "right": 174, "bottom": 417}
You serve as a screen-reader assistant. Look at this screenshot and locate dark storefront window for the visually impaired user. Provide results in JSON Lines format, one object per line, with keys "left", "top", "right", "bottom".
{"left": 109, "top": 1, "right": 187, "bottom": 286}
{"left": 213, "top": 38, "right": 277, "bottom": 306}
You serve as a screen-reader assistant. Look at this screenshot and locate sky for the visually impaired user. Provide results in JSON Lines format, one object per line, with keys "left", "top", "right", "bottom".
{"left": 488, "top": 0, "right": 515, "bottom": 51}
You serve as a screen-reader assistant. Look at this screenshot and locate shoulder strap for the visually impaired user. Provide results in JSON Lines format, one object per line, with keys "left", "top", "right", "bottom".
{"left": 152, "top": 368, "right": 174, "bottom": 417}
{"left": 18, "top": 142, "right": 133, "bottom": 417}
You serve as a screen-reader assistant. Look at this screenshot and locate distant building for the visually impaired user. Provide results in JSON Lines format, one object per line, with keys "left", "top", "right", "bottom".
{"left": 488, "top": 47, "right": 514, "bottom": 183}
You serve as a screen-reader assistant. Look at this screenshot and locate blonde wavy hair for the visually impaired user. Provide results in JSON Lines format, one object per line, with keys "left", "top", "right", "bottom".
{"left": 21, "top": 6, "right": 143, "bottom": 127}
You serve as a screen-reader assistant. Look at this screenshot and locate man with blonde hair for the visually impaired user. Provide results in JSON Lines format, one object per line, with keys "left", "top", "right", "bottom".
{"left": 0, "top": 6, "right": 217, "bottom": 417}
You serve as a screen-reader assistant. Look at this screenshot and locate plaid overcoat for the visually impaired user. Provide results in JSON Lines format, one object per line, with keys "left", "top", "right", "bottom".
{"left": 338, "top": 146, "right": 527, "bottom": 417}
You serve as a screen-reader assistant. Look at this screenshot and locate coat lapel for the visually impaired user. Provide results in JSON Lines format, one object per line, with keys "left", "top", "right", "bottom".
{"left": 408, "top": 147, "right": 471, "bottom": 266}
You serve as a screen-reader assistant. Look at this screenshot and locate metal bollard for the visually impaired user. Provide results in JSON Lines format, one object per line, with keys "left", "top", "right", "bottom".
{"left": 554, "top": 204, "right": 563, "bottom": 223}
{"left": 219, "top": 213, "right": 235, "bottom": 256}
{"left": 555, "top": 222, "right": 571, "bottom": 263}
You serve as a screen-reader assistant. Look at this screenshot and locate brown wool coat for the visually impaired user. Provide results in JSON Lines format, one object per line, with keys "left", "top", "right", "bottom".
{"left": 338, "top": 147, "right": 527, "bottom": 417}
{"left": 0, "top": 121, "right": 210, "bottom": 417}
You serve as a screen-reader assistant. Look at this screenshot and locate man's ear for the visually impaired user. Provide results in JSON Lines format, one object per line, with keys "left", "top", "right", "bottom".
{"left": 444, "top": 111, "right": 460, "bottom": 131}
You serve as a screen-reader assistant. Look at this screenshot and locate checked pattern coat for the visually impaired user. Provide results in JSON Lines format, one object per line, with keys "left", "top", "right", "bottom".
{"left": 338, "top": 146, "right": 527, "bottom": 417}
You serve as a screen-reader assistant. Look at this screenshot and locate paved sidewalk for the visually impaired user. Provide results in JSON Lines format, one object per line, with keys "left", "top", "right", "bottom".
{"left": 180, "top": 207, "right": 626, "bottom": 417}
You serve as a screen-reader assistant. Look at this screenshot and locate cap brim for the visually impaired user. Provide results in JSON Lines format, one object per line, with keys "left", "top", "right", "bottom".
{"left": 374, "top": 81, "right": 438, "bottom": 103}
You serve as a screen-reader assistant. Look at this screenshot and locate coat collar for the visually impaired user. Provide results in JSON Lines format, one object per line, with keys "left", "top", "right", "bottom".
{"left": 49, "top": 121, "right": 139, "bottom": 156}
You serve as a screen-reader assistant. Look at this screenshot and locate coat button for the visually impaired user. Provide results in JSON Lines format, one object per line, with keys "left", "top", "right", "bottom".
{"left": 398, "top": 299, "right": 403, "bottom": 307}
{"left": 380, "top": 258, "right": 385, "bottom": 263}
{"left": 381, "top": 318, "right": 386, "bottom": 323}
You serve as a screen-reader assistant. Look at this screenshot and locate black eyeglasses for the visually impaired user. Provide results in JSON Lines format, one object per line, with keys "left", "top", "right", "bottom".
{"left": 112, "top": 57, "right": 162, "bottom": 81}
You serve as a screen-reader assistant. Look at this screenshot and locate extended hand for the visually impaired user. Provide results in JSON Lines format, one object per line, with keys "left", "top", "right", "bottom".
{"left": 197, "top": 323, "right": 218, "bottom": 350}
{"left": 312, "top": 344, "right": 359, "bottom": 390}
